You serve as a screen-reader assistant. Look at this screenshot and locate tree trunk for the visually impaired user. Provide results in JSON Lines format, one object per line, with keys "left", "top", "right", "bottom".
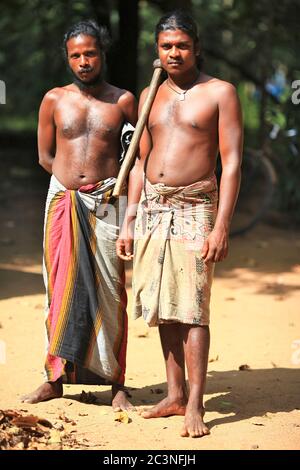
{"left": 89, "top": 0, "right": 112, "bottom": 33}
{"left": 109, "top": 0, "right": 139, "bottom": 93}
{"left": 149, "top": 0, "right": 192, "bottom": 11}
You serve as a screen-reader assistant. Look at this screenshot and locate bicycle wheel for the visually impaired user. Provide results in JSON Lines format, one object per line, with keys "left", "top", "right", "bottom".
{"left": 229, "top": 149, "right": 277, "bottom": 237}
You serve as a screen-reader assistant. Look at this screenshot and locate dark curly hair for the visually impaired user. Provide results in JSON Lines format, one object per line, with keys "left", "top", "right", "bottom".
{"left": 155, "top": 10, "right": 204, "bottom": 70}
{"left": 63, "top": 20, "right": 111, "bottom": 59}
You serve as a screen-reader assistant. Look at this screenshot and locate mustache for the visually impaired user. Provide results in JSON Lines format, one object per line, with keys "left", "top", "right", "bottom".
{"left": 79, "top": 66, "right": 93, "bottom": 73}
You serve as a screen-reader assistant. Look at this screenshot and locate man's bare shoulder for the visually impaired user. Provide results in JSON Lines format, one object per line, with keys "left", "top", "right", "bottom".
{"left": 117, "top": 88, "right": 136, "bottom": 107}
{"left": 202, "top": 75, "right": 237, "bottom": 99}
{"left": 41, "top": 86, "right": 74, "bottom": 103}
{"left": 108, "top": 85, "right": 137, "bottom": 124}
{"left": 102, "top": 83, "right": 134, "bottom": 104}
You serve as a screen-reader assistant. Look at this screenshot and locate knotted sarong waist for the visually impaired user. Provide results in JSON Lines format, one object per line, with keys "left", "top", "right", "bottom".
{"left": 132, "top": 175, "right": 218, "bottom": 327}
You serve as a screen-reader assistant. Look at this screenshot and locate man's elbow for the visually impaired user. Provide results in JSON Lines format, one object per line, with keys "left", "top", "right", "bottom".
{"left": 221, "top": 161, "right": 241, "bottom": 179}
{"left": 38, "top": 153, "right": 53, "bottom": 171}
{"left": 38, "top": 154, "right": 47, "bottom": 168}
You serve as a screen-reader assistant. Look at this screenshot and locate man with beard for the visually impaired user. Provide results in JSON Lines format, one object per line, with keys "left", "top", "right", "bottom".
{"left": 21, "top": 20, "right": 137, "bottom": 410}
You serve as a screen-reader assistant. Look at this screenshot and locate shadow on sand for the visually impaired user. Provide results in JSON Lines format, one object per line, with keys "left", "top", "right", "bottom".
{"left": 63, "top": 367, "right": 300, "bottom": 430}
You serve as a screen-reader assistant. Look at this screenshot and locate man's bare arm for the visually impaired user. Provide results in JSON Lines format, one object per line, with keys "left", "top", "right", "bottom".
{"left": 202, "top": 82, "right": 243, "bottom": 263}
{"left": 118, "top": 90, "right": 138, "bottom": 127}
{"left": 37, "top": 90, "right": 58, "bottom": 174}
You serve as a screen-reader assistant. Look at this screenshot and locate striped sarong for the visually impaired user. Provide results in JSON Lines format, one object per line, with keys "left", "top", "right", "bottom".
{"left": 43, "top": 175, "right": 127, "bottom": 385}
{"left": 132, "top": 175, "right": 218, "bottom": 326}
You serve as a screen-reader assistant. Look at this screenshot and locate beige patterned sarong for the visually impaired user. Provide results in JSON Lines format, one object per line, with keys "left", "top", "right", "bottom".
{"left": 132, "top": 175, "right": 218, "bottom": 326}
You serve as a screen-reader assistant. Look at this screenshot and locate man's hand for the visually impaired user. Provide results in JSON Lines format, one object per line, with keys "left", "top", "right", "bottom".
{"left": 201, "top": 227, "right": 229, "bottom": 263}
{"left": 116, "top": 223, "right": 134, "bottom": 261}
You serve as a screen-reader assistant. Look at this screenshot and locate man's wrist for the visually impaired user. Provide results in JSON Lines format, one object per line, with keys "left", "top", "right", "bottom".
{"left": 213, "top": 220, "right": 230, "bottom": 234}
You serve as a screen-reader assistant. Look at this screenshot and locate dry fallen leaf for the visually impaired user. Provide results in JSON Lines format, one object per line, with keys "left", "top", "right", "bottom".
{"left": 0, "top": 409, "right": 87, "bottom": 450}
{"left": 137, "top": 332, "right": 149, "bottom": 338}
{"left": 208, "top": 355, "right": 219, "bottom": 363}
{"left": 58, "top": 412, "right": 76, "bottom": 425}
{"left": 48, "top": 429, "right": 62, "bottom": 444}
{"left": 114, "top": 411, "right": 131, "bottom": 424}
{"left": 239, "top": 364, "right": 251, "bottom": 371}
{"left": 11, "top": 415, "right": 39, "bottom": 429}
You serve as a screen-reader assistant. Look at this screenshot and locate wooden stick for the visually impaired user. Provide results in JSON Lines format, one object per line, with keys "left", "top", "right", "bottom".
{"left": 113, "top": 59, "right": 163, "bottom": 196}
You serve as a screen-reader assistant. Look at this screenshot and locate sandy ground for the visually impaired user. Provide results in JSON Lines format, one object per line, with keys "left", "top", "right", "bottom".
{"left": 0, "top": 166, "right": 300, "bottom": 450}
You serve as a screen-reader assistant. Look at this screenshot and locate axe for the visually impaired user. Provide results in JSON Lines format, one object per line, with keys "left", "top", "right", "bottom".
{"left": 113, "top": 59, "right": 163, "bottom": 197}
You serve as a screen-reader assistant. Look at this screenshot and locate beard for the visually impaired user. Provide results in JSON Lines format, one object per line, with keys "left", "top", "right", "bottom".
{"left": 69, "top": 66, "right": 104, "bottom": 91}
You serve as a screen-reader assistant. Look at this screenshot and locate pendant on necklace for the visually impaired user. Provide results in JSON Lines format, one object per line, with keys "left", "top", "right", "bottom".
{"left": 179, "top": 93, "right": 185, "bottom": 101}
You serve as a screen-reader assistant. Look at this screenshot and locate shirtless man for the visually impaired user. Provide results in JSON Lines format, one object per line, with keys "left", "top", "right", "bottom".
{"left": 21, "top": 20, "right": 137, "bottom": 410}
{"left": 117, "top": 11, "right": 243, "bottom": 436}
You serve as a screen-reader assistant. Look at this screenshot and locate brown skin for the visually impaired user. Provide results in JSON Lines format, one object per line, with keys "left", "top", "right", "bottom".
{"left": 21, "top": 34, "right": 138, "bottom": 411}
{"left": 117, "top": 29, "right": 243, "bottom": 436}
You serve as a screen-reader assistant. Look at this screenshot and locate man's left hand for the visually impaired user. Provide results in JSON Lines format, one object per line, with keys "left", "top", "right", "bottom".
{"left": 200, "top": 227, "right": 229, "bottom": 263}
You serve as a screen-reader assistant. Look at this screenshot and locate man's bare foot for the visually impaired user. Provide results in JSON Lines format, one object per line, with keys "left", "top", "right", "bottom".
{"left": 112, "top": 384, "right": 135, "bottom": 411}
{"left": 139, "top": 397, "right": 187, "bottom": 418}
{"left": 181, "top": 407, "right": 210, "bottom": 438}
{"left": 20, "top": 381, "right": 63, "bottom": 404}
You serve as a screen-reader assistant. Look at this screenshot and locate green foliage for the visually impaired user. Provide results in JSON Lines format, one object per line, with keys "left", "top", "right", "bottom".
{"left": 138, "top": 1, "right": 162, "bottom": 92}
{"left": 0, "top": 0, "right": 299, "bottom": 218}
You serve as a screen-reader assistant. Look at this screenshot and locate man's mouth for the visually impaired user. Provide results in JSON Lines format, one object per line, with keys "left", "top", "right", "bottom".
{"left": 79, "top": 69, "right": 93, "bottom": 75}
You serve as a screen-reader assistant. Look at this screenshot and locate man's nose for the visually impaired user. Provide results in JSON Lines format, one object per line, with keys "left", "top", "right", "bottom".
{"left": 79, "top": 55, "right": 88, "bottom": 66}
{"left": 170, "top": 46, "right": 180, "bottom": 57}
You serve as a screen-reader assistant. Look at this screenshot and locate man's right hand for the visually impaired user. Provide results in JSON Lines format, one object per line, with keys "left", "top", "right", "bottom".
{"left": 116, "top": 230, "right": 134, "bottom": 261}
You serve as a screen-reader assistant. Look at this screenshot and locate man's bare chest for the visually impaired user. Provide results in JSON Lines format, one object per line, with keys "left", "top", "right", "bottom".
{"left": 149, "top": 95, "right": 218, "bottom": 132}
{"left": 54, "top": 99, "right": 123, "bottom": 139}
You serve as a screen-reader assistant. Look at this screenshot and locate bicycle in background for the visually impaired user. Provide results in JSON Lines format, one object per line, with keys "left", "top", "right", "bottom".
{"left": 219, "top": 118, "right": 299, "bottom": 237}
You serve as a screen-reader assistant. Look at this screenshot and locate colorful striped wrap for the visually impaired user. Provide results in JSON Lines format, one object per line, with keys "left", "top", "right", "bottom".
{"left": 43, "top": 175, "right": 127, "bottom": 385}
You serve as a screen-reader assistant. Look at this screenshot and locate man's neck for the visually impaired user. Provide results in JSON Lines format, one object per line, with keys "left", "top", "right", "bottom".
{"left": 168, "top": 68, "right": 200, "bottom": 90}
{"left": 73, "top": 80, "right": 107, "bottom": 98}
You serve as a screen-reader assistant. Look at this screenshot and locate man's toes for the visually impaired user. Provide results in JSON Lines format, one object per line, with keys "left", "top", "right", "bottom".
{"left": 126, "top": 404, "right": 136, "bottom": 411}
{"left": 113, "top": 406, "right": 121, "bottom": 412}
{"left": 21, "top": 396, "right": 33, "bottom": 404}
{"left": 180, "top": 427, "right": 189, "bottom": 437}
{"left": 118, "top": 404, "right": 135, "bottom": 412}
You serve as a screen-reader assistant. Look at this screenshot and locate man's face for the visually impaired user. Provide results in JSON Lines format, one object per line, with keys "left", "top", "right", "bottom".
{"left": 66, "top": 34, "right": 103, "bottom": 87}
{"left": 157, "top": 29, "right": 199, "bottom": 75}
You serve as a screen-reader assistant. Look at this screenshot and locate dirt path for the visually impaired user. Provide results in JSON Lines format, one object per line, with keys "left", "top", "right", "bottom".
{"left": 0, "top": 167, "right": 299, "bottom": 450}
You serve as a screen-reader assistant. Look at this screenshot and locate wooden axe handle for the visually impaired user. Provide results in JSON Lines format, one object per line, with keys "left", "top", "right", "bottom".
{"left": 113, "top": 60, "right": 163, "bottom": 196}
